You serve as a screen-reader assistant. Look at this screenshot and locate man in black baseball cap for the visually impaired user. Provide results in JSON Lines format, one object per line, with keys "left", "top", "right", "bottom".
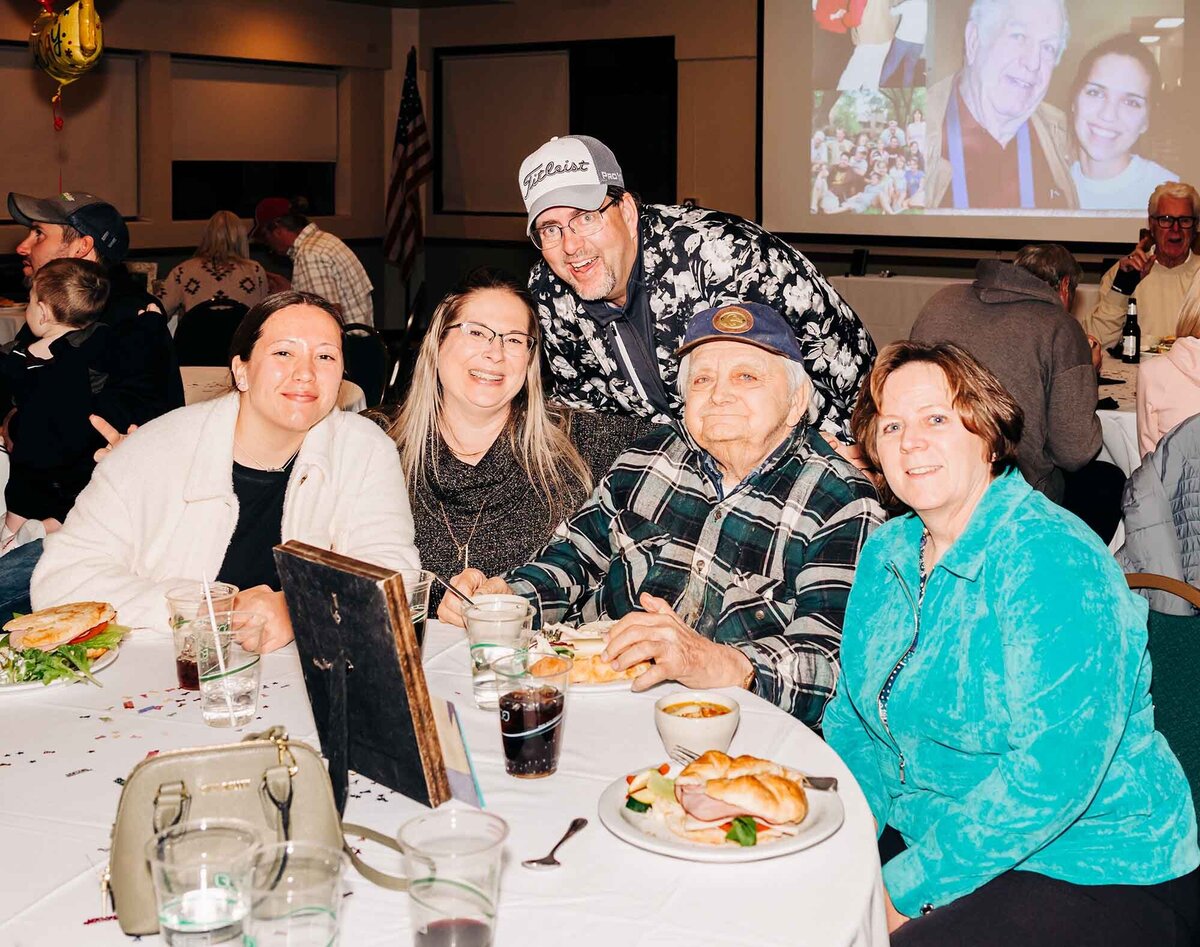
{"left": 8, "top": 191, "right": 130, "bottom": 271}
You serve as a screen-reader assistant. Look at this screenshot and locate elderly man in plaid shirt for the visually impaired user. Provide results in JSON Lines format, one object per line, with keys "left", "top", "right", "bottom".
{"left": 442, "top": 302, "right": 883, "bottom": 726}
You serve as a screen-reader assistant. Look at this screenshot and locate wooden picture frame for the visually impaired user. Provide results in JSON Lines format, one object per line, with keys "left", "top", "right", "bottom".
{"left": 274, "top": 541, "right": 453, "bottom": 812}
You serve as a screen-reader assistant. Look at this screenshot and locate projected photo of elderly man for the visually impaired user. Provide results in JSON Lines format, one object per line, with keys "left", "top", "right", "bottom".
{"left": 924, "top": 0, "right": 1078, "bottom": 210}
{"left": 438, "top": 303, "right": 884, "bottom": 727}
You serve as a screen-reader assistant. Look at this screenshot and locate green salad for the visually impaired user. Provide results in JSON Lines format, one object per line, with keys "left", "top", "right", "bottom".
{"left": 0, "top": 624, "right": 129, "bottom": 686}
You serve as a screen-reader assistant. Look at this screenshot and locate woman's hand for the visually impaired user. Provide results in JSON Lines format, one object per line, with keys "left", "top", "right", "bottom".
{"left": 603, "top": 593, "right": 754, "bottom": 691}
{"left": 90, "top": 414, "right": 138, "bottom": 462}
{"left": 883, "top": 884, "right": 911, "bottom": 934}
{"left": 233, "top": 585, "right": 294, "bottom": 653}
{"left": 435, "top": 569, "right": 512, "bottom": 627}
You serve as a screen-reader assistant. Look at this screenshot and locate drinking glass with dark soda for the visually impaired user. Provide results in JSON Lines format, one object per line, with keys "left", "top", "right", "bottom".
{"left": 492, "top": 652, "right": 572, "bottom": 779}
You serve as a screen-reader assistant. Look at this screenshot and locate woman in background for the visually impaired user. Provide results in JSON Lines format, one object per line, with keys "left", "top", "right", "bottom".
{"left": 826, "top": 341, "right": 1198, "bottom": 945}
{"left": 379, "top": 268, "right": 651, "bottom": 593}
{"left": 1136, "top": 277, "right": 1200, "bottom": 456}
{"left": 1069, "top": 34, "right": 1178, "bottom": 210}
{"left": 160, "top": 210, "right": 269, "bottom": 318}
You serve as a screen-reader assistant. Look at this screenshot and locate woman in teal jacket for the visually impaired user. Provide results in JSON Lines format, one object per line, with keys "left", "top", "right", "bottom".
{"left": 825, "top": 341, "right": 1199, "bottom": 945}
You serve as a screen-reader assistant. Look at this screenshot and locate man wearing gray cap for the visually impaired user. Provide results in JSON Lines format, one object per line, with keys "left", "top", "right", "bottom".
{"left": 0, "top": 192, "right": 184, "bottom": 614}
{"left": 6, "top": 192, "right": 184, "bottom": 433}
{"left": 519, "top": 135, "right": 875, "bottom": 442}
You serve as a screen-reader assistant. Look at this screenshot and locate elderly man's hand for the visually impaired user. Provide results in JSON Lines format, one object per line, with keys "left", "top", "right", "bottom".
{"left": 1119, "top": 234, "right": 1156, "bottom": 279}
{"left": 435, "top": 569, "right": 513, "bottom": 627}
{"left": 603, "top": 593, "right": 753, "bottom": 691}
{"left": 1087, "top": 334, "right": 1103, "bottom": 373}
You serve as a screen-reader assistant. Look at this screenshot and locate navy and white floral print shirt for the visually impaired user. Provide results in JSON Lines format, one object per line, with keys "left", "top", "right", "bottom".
{"left": 528, "top": 203, "right": 876, "bottom": 440}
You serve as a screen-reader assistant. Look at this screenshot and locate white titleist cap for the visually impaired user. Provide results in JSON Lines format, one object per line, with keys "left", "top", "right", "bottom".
{"left": 518, "top": 134, "right": 624, "bottom": 234}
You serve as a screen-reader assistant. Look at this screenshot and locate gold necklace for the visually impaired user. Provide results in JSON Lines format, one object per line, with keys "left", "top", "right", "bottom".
{"left": 236, "top": 441, "right": 300, "bottom": 472}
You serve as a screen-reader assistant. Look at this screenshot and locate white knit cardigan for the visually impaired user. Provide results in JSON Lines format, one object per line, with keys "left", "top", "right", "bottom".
{"left": 32, "top": 393, "right": 419, "bottom": 630}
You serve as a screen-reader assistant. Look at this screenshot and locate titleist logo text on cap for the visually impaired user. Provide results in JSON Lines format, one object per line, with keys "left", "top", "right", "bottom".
{"left": 523, "top": 159, "right": 591, "bottom": 198}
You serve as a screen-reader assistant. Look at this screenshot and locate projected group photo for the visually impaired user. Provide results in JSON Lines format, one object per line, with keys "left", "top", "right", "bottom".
{"left": 809, "top": 0, "right": 1184, "bottom": 216}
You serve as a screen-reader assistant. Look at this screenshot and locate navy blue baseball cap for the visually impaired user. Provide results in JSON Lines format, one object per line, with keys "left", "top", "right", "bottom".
{"left": 7, "top": 191, "right": 130, "bottom": 263}
{"left": 675, "top": 303, "right": 804, "bottom": 362}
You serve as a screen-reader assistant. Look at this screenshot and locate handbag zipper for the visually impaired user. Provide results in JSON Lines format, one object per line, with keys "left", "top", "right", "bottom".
{"left": 877, "top": 562, "right": 921, "bottom": 784}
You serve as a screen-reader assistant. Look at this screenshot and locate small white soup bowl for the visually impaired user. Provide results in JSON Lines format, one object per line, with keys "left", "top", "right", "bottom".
{"left": 654, "top": 690, "right": 741, "bottom": 764}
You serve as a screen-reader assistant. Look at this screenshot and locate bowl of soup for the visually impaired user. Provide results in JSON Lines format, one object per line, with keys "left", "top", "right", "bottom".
{"left": 654, "top": 690, "right": 741, "bottom": 761}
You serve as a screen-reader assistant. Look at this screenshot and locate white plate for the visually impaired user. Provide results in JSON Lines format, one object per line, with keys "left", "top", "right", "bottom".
{"left": 597, "top": 767, "right": 844, "bottom": 862}
{"left": 0, "top": 647, "right": 120, "bottom": 694}
{"left": 572, "top": 677, "right": 635, "bottom": 694}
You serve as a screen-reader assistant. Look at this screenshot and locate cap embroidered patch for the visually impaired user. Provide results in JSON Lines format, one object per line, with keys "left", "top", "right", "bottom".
{"left": 712, "top": 306, "right": 753, "bottom": 334}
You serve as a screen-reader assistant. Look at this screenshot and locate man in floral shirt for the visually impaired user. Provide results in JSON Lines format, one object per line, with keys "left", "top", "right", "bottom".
{"left": 518, "top": 135, "right": 876, "bottom": 440}
{"left": 439, "top": 303, "right": 883, "bottom": 727}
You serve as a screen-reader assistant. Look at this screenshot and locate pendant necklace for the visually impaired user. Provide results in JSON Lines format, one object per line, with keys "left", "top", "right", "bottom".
{"left": 236, "top": 441, "right": 300, "bottom": 472}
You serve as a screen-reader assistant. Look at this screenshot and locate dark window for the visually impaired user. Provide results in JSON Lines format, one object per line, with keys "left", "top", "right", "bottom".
{"left": 171, "top": 161, "right": 336, "bottom": 221}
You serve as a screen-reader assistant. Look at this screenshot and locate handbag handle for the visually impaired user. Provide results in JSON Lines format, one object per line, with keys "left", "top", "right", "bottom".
{"left": 342, "top": 821, "right": 408, "bottom": 891}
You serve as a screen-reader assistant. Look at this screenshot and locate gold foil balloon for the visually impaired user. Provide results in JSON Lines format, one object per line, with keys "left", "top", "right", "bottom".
{"left": 30, "top": 0, "right": 103, "bottom": 128}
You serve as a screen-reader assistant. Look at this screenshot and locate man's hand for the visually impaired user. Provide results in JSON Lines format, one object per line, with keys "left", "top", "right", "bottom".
{"left": 603, "top": 593, "right": 753, "bottom": 691}
{"left": 1087, "top": 334, "right": 1103, "bottom": 373}
{"left": 232, "top": 585, "right": 294, "bottom": 653}
{"left": 1118, "top": 234, "right": 1156, "bottom": 279}
{"left": 266, "top": 272, "right": 291, "bottom": 294}
{"left": 90, "top": 414, "right": 138, "bottom": 462}
{"left": 435, "top": 569, "right": 513, "bottom": 627}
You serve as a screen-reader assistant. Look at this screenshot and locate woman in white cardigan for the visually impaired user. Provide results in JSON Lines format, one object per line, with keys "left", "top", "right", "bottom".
{"left": 31, "top": 291, "right": 419, "bottom": 650}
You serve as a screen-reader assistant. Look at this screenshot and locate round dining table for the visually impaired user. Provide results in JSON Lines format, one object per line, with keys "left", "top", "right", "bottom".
{"left": 0, "top": 621, "right": 888, "bottom": 946}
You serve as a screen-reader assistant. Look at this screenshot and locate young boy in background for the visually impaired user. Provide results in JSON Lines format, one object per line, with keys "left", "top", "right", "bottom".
{"left": 0, "top": 258, "right": 110, "bottom": 549}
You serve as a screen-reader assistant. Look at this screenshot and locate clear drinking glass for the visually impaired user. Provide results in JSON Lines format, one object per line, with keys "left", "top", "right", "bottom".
{"left": 399, "top": 569, "right": 434, "bottom": 644}
{"left": 165, "top": 582, "right": 239, "bottom": 691}
{"left": 398, "top": 808, "right": 508, "bottom": 947}
{"left": 246, "top": 841, "right": 348, "bottom": 947}
{"left": 463, "top": 599, "right": 534, "bottom": 710}
{"left": 492, "top": 652, "right": 572, "bottom": 778}
{"left": 145, "top": 818, "right": 259, "bottom": 945}
{"left": 192, "top": 611, "right": 266, "bottom": 729}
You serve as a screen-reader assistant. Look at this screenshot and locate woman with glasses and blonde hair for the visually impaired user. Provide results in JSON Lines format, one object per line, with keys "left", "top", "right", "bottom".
{"left": 1136, "top": 275, "right": 1200, "bottom": 456}
{"left": 377, "top": 268, "right": 651, "bottom": 591}
{"left": 160, "top": 210, "right": 268, "bottom": 318}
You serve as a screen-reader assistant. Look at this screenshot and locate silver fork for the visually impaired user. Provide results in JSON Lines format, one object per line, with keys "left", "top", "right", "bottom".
{"left": 670, "top": 745, "right": 839, "bottom": 791}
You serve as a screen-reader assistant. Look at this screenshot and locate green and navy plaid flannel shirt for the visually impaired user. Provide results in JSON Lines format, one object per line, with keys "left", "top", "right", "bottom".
{"left": 506, "top": 423, "right": 884, "bottom": 726}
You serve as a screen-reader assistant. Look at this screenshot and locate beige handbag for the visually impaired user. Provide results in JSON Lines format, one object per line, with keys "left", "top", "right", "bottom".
{"left": 105, "top": 725, "right": 405, "bottom": 936}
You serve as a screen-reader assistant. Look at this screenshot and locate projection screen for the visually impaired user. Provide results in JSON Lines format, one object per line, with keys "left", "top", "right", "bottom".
{"left": 762, "top": 0, "right": 1190, "bottom": 246}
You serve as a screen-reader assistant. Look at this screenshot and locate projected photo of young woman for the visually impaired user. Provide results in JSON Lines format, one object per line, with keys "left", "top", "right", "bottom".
{"left": 1069, "top": 34, "right": 1179, "bottom": 210}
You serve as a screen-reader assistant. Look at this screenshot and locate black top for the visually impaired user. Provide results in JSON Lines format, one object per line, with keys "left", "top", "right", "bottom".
{"left": 0, "top": 323, "right": 111, "bottom": 521}
{"left": 217, "top": 459, "right": 294, "bottom": 591}
{"left": 365, "top": 407, "right": 657, "bottom": 605}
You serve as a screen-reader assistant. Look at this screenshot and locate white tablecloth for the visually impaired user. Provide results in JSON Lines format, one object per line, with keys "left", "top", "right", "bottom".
{"left": 181, "top": 366, "right": 367, "bottom": 413}
{"left": 829, "top": 274, "right": 1101, "bottom": 349}
{"left": 0, "top": 622, "right": 887, "bottom": 947}
{"left": 1097, "top": 354, "right": 1140, "bottom": 476}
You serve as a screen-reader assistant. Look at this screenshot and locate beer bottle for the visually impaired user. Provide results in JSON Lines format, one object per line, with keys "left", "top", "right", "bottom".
{"left": 1121, "top": 297, "right": 1140, "bottom": 364}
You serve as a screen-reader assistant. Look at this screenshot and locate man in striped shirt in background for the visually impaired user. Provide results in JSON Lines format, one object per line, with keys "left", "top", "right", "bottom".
{"left": 252, "top": 197, "right": 375, "bottom": 326}
{"left": 440, "top": 303, "right": 883, "bottom": 727}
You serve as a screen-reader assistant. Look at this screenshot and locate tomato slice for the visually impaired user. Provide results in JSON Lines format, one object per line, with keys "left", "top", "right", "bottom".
{"left": 68, "top": 622, "right": 108, "bottom": 645}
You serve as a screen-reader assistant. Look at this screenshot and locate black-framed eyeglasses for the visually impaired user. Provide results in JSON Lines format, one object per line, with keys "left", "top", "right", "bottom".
{"left": 443, "top": 321, "right": 536, "bottom": 354}
{"left": 1150, "top": 214, "right": 1198, "bottom": 231}
{"left": 530, "top": 200, "right": 618, "bottom": 250}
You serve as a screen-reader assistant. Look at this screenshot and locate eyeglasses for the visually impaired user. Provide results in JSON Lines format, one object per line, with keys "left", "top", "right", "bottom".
{"left": 530, "top": 200, "right": 617, "bottom": 250}
{"left": 443, "top": 321, "right": 536, "bottom": 355}
{"left": 1150, "top": 214, "right": 1198, "bottom": 230}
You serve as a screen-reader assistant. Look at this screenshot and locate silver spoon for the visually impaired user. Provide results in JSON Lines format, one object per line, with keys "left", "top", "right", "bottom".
{"left": 521, "top": 817, "right": 588, "bottom": 870}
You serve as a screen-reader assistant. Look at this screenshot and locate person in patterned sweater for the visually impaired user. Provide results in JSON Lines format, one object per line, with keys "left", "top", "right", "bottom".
{"left": 439, "top": 303, "right": 883, "bottom": 727}
{"left": 518, "top": 135, "right": 876, "bottom": 445}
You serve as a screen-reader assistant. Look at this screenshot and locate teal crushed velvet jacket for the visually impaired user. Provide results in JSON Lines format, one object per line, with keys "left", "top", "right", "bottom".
{"left": 825, "top": 469, "right": 1199, "bottom": 918}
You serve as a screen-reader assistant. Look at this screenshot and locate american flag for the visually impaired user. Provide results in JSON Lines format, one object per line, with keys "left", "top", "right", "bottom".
{"left": 384, "top": 47, "right": 432, "bottom": 278}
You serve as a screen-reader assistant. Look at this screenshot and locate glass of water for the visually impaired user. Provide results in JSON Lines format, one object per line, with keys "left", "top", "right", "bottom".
{"left": 463, "top": 597, "right": 534, "bottom": 710}
{"left": 192, "top": 611, "right": 266, "bottom": 729}
{"left": 145, "top": 818, "right": 259, "bottom": 945}
{"left": 399, "top": 569, "right": 434, "bottom": 644}
{"left": 246, "top": 841, "right": 347, "bottom": 946}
